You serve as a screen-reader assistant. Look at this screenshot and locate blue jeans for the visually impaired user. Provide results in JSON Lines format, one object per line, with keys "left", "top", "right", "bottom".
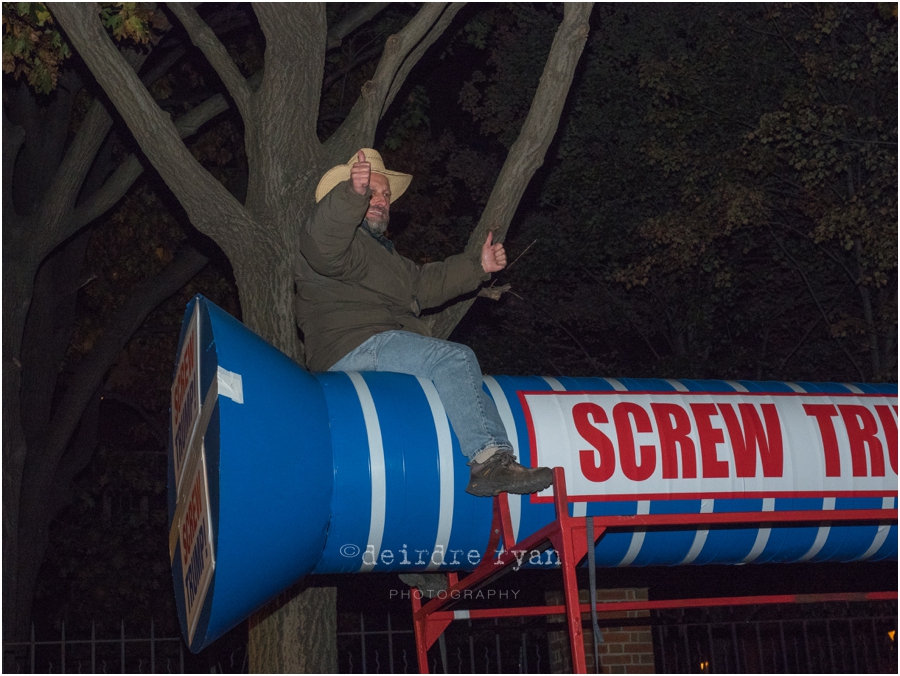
{"left": 328, "top": 331, "right": 513, "bottom": 461}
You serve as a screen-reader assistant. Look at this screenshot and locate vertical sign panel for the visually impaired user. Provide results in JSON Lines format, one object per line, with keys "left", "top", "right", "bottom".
{"left": 171, "top": 304, "right": 201, "bottom": 490}
{"left": 180, "top": 447, "right": 215, "bottom": 643}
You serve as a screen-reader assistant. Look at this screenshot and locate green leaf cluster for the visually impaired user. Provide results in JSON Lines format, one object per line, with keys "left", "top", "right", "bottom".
{"left": 99, "top": 2, "right": 168, "bottom": 44}
{"left": 2, "top": 2, "right": 69, "bottom": 93}
{"left": 3, "top": 2, "right": 167, "bottom": 93}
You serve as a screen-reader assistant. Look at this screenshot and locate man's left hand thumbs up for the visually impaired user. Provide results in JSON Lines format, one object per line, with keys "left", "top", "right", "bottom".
{"left": 481, "top": 231, "right": 507, "bottom": 274}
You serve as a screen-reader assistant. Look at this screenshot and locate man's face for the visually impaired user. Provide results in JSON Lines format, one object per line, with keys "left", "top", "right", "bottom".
{"left": 365, "top": 172, "right": 391, "bottom": 234}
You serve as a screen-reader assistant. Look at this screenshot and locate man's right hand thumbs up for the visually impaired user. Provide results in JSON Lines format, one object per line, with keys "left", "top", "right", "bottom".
{"left": 351, "top": 150, "right": 371, "bottom": 196}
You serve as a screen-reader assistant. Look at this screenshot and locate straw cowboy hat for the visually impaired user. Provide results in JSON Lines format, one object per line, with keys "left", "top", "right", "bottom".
{"left": 315, "top": 148, "right": 413, "bottom": 203}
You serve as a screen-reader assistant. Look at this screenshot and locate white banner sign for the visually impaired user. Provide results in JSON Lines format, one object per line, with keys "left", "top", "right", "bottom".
{"left": 180, "top": 448, "right": 215, "bottom": 643}
{"left": 171, "top": 304, "right": 200, "bottom": 490}
{"left": 521, "top": 391, "right": 898, "bottom": 502}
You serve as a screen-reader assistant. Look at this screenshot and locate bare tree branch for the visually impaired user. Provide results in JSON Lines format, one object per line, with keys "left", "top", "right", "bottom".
{"left": 382, "top": 3, "right": 465, "bottom": 113}
{"left": 33, "top": 98, "right": 113, "bottom": 257}
{"left": 70, "top": 43, "right": 264, "bottom": 233}
{"left": 40, "top": 246, "right": 208, "bottom": 480}
{"left": 71, "top": 90, "right": 231, "bottom": 230}
{"left": 8, "top": 77, "right": 79, "bottom": 210}
{"left": 322, "top": 45, "right": 383, "bottom": 92}
{"left": 324, "top": 3, "right": 456, "bottom": 161}
{"left": 2, "top": 109, "right": 25, "bottom": 223}
{"left": 249, "top": 4, "right": 328, "bottom": 214}
{"left": 169, "top": 4, "right": 252, "bottom": 116}
{"left": 429, "top": 3, "right": 594, "bottom": 340}
{"left": 327, "top": 3, "right": 391, "bottom": 49}
{"left": 768, "top": 226, "right": 866, "bottom": 379}
{"left": 51, "top": 2, "right": 252, "bottom": 252}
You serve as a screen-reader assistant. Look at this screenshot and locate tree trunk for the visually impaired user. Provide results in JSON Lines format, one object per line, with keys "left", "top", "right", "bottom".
{"left": 249, "top": 586, "right": 337, "bottom": 673}
{"left": 2, "top": 261, "right": 38, "bottom": 643}
{"left": 50, "top": 3, "right": 594, "bottom": 671}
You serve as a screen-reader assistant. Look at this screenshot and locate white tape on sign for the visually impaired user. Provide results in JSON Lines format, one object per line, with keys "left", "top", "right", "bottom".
{"left": 217, "top": 366, "right": 244, "bottom": 404}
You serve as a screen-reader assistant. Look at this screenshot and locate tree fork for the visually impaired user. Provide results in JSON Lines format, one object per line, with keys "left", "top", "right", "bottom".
{"left": 429, "top": 3, "right": 594, "bottom": 340}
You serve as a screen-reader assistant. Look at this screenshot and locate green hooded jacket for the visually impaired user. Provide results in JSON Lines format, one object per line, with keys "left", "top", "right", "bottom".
{"left": 294, "top": 180, "right": 489, "bottom": 371}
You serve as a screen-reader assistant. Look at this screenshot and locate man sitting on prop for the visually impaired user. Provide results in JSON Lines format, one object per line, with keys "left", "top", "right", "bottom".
{"left": 294, "top": 149, "right": 553, "bottom": 497}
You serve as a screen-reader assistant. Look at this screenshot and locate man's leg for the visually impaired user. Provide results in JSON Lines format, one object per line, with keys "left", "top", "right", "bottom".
{"left": 377, "top": 332, "right": 510, "bottom": 461}
{"left": 329, "top": 330, "right": 551, "bottom": 495}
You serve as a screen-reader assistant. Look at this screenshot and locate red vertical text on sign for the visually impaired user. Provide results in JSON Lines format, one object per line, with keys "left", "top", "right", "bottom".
{"left": 574, "top": 402, "right": 616, "bottom": 482}
{"left": 840, "top": 405, "right": 885, "bottom": 477}
{"left": 874, "top": 405, "right": 898, "bottom": 474}
{"left": 613, "top": 402, "right": 656, "bottom": 481}
{"left": 181, "top": 475, "right": 203, "bottom": 567}
{"left": 802, "top": 404, "right": 842, "bottom": 476}
{"left": 651, "top": 403, "right": 697, "bottom": 479}
{"left": 172, "top": 329, "right": 196, "bottom": 428}
{"left": 717, "top": 404, "right": 783, "bottom": 478}
{"left": 690, "top": 404, "right": 730, "bottom": 478}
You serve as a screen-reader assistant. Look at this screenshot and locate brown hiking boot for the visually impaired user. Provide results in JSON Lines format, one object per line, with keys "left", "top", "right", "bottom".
{"left": 466, "top": 451, "right": 553, "bottom": 497}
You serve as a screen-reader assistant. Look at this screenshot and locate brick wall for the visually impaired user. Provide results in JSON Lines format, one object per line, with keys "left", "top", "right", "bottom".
{"left": 546, "top": 589, "right": 655, "bottom": 674}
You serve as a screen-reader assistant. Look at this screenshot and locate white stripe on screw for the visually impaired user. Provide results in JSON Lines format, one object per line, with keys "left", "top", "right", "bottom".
{"left": 616, "top": 500, "right": 651, "bottom": 566}
{"left": 680, "top": 499, "right": 715, "bottom": 565}
{"left": 854, "top": 497, "right": 895, "bottom": 562}
{"left": 483, "top": 376, "right": 521, "bottom": 544}
{"left": 742, "top": 498, "right": 776, "bottom": 563}
{"left": 795, "top": 497, "right": 836, "bottom": 562}
{"left": 347, "top": 372, "right": 387, "bottom": 573}
{"left": 418, "top": 377, "right": 455, "bottom": 571}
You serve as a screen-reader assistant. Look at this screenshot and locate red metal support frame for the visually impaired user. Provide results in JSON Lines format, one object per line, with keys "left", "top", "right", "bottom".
{"left": 409, "top": 467, "right": 898, "bottom": 674}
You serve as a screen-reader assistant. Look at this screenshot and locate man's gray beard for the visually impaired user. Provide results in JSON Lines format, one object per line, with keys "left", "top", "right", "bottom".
{"left": 364, "top": 215, "right": 389, "bottom": 234}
